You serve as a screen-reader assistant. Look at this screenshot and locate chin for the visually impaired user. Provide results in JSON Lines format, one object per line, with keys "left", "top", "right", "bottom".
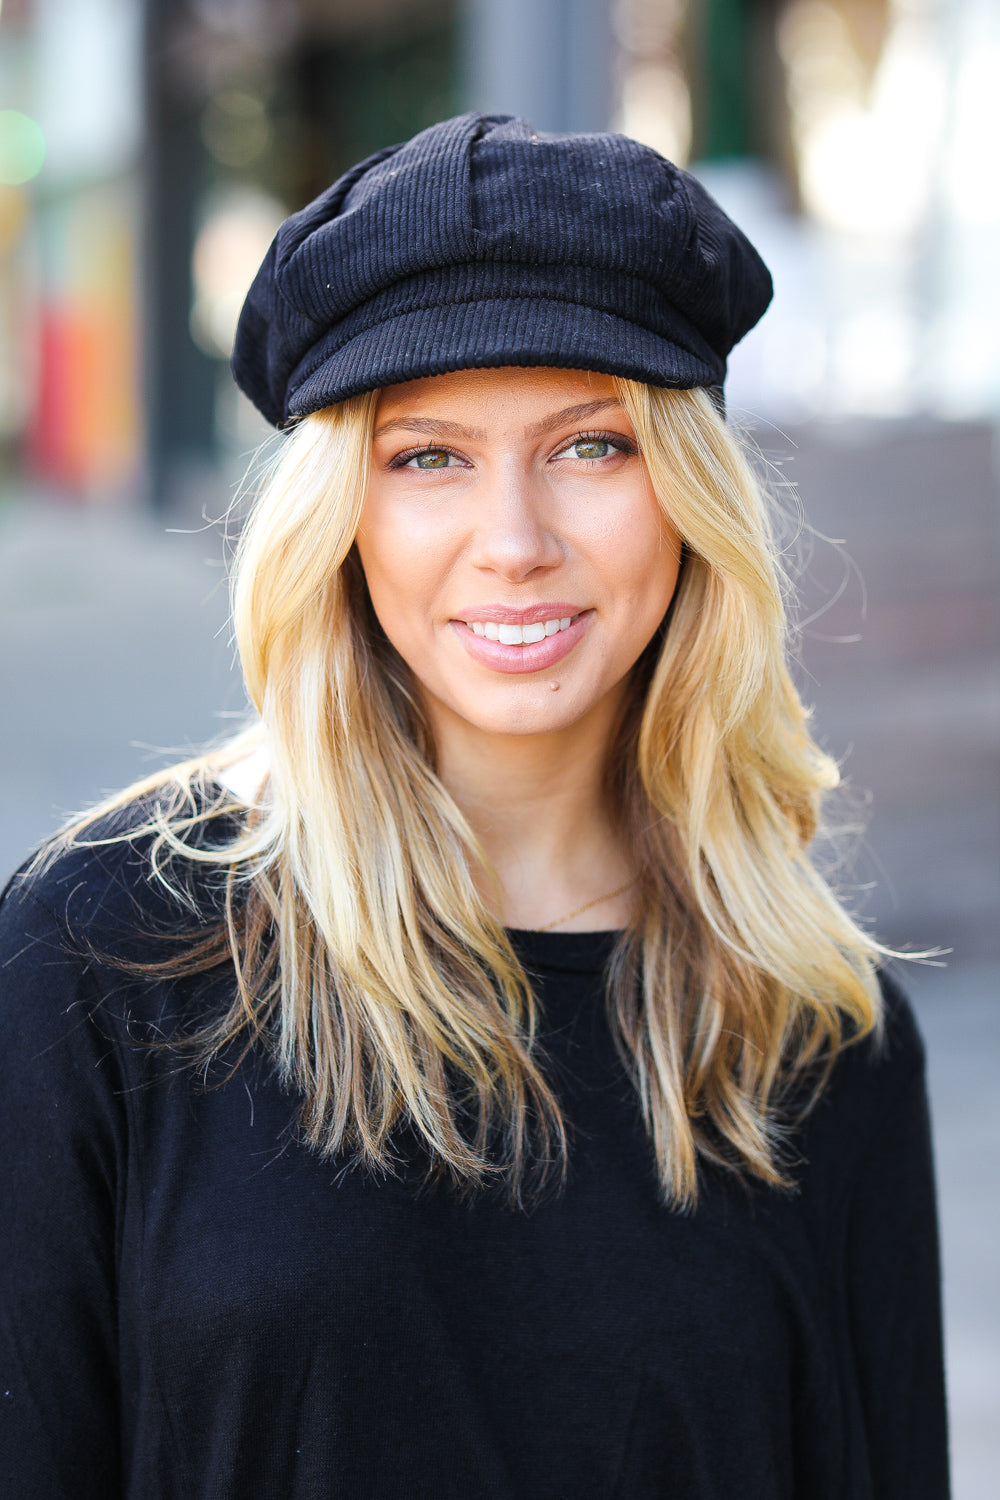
{"left": 435, "top": 679, "right": 613, "bottom": 741}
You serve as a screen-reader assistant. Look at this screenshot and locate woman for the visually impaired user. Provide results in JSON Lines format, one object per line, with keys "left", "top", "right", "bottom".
{"left": 0, "top": 114, "right": 948, "bottom": 1498}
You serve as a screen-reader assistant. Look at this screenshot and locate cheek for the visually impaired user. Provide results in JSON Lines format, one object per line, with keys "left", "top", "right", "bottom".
{"left": 354, "top": 508, "right": 453, "bottom": 653}
{"left": 626, "top": 549, "right": 682, "bottom": 655}
{"left": 645, "top": 524, "right": 684, "bottom": 609}
{"left": 602, "top": 498, "right": 683, "bottom": 622}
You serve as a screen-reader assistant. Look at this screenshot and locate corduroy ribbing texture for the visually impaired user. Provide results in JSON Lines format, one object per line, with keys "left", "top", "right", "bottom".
{"left": 232, "top": 113, "right": 774, "bottom": 428}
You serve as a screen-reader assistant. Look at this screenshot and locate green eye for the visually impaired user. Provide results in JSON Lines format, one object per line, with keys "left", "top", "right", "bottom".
{"left": 414, "top": 449, "right": 451, "bottom": 469}
{"left": 555, "top": 431, "right": 635, "bottom": 464}
{"left": 573, "top": 438, "right": 612, "bottom": 460}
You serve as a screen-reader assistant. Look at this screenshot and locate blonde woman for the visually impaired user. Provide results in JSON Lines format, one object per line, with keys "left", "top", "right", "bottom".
{"left": 0, "top": 115, "right": 948, "bottom": 1499}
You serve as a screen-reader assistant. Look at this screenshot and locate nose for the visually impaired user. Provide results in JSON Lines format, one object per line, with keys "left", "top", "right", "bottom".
{"left": 470, "top": 465, "right": 563, "bottom": 582}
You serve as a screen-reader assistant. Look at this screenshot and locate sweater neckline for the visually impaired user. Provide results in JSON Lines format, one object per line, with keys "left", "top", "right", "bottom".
{"left": 506, "top": 926, "right": 620, "bottom": 976}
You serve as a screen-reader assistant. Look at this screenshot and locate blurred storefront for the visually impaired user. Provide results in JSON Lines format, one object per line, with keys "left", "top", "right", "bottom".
{"left": 1, "top": 0, "right": 460, "bottom": 509}
{"left": 617, "top": 0, "right": 1000, "bottom": 424}
{"left": 0, "top": 0, "right": 142, "bottom": 501}
{"left": 143, "top": 0, "right": 459, "bottom": 509}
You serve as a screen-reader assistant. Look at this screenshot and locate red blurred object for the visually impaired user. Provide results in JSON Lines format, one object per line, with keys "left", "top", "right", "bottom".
{"left": 28, "top": 299, "right": 138, "bottom": 496}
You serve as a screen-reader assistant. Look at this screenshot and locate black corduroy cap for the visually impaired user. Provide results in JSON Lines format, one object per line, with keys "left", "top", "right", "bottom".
{"left": 232, "top": 112, "right": 773, "bottom": 428}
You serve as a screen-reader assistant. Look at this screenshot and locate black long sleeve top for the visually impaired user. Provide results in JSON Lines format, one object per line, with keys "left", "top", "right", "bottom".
{"left": 0, "top": 829, "right": 949, "bottom": 1499}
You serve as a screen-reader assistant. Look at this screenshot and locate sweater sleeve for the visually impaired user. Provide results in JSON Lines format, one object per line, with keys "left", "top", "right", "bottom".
{"left": 0, "top": 876, "right": 126, "bottom": 1500}
{"left": 844, "top": 977, "right": 950, "bottom": 1499}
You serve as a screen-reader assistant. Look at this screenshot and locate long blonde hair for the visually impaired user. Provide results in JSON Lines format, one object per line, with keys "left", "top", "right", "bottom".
{"left": 44, "top": 381, "right": 883, "bottom": 1207}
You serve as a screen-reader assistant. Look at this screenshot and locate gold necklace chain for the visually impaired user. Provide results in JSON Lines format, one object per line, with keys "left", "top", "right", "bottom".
{"left": 532, "top": 878, "right": 636, "bottom": 933}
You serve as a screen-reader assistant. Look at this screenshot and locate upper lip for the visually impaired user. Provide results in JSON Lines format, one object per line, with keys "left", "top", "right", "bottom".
{"left": 454, "top": 603, "right": 585, "bottom": 625}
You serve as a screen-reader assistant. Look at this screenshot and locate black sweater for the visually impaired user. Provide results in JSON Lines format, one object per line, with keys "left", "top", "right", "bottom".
{"left": 0, "top": 832, "right": 949, "bottom": 1499}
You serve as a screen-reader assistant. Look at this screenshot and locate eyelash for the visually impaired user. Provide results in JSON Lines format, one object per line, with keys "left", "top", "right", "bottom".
{"left": 388, "top": 429, "right": 638, "bottom": 469}
{"left": 388, "top": 445, "right": 465, "bottom": 470}
{"left": 565, "top": 429, "right": 638, "bottom": 460}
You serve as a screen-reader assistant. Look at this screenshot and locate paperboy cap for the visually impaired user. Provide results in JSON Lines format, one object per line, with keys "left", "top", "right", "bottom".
{"left": 232, "top": 112, "right": 773, "bottom": 428}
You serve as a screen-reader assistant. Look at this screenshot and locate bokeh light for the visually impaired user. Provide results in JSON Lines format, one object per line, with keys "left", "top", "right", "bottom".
{"left": 0, "top": 111, "right": 46, "bottom": 186}
{"left": 615, "top": 0, "right": 691, "bottom": 165}
{"left": 779, "top": 0, "right": 942, "bottom": 235}
{"left": 190, "top": 188, "right": 287, "bottom": 359}
{"left": 201, "top": 91, "right": 271, "bottom": 170}
{"left": 618, "top": 60, "right": 692, "bottom": 165}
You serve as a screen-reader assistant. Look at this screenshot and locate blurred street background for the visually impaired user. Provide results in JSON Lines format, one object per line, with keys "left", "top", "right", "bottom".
{"left": 0, "top": 0, "right": 997, "bottom": 1492}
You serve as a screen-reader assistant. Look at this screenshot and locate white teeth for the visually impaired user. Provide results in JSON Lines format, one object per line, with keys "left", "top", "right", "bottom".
{"left": 466, "top": 614, "right": 577, "bottom": 644}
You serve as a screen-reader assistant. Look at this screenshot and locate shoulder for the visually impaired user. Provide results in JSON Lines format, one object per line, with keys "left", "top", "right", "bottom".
{"left": 793, "top": 967, "right": 932, "bottom": 1203}
{"left": 0, "top": 789, "right": 242, "bottom": 1052}
{"left": 873, "top": 966, "right": 925, "bottom": 1066}
{"left": 844, "top": 966, "right": 927, "bottom": 1112}
{"left": 0, "top": 832, "right": 145, "bottom": 1143}
{"left": 2, "top": 787, "right": 240, "bottom": 959}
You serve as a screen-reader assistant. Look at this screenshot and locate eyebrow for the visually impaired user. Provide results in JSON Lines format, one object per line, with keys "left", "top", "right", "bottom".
{"left": 522, "top": 398, "right": 622, "bottom": 438}
{"left": 373, "top": 398, "right": 623, "bottom": 443}
{"left": 372, "top": 416, "right": 488, "bottom": 441}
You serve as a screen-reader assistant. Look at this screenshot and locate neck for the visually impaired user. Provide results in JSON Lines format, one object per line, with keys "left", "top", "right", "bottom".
{"left": 432, "top": 698, "right": 635, "bottom": 932}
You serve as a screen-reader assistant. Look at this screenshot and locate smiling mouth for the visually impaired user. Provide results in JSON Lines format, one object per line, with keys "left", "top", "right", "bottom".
{"left": 464, "top": 614, "right": 577, "bottom": 645}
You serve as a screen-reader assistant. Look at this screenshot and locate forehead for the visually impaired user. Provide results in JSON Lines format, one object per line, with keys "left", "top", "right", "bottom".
{"left": 372, "top": 366, "right": 623, "bottom": 429}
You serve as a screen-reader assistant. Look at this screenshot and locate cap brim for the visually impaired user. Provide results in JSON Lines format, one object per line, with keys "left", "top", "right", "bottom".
{"left": 284, "top": 296, "right": 723, "bottom": 423}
